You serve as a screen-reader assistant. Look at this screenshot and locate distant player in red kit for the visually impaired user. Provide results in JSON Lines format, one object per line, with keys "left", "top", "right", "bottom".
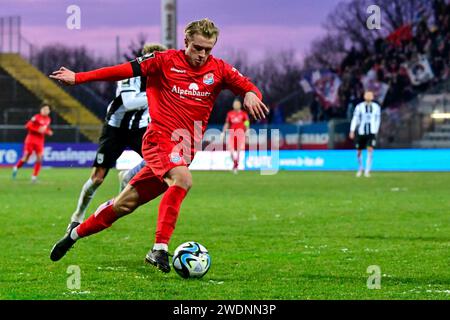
{"left": 49, "top": 18, "right": 268, "bottom": 273}
{"left": 222, "top": 99, "right": 249, "bottom": 174}
{"left": 12, "top": 103, "right": 53, "bottom": 182}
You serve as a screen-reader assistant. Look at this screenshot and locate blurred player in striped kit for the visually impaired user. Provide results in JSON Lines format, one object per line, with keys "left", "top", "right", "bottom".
{"left": 349, "top": 91, "right": 381, "bottom": 178}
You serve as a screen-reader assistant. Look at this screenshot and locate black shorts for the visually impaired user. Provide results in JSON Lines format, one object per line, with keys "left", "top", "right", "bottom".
{"left": 93, "top": 125, "right": 146, "bottom": 168}
{"left": 355, "top": 134, "right": 377, "bottom": 150}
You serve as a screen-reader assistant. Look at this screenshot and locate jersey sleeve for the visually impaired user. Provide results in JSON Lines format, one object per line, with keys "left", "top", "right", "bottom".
{"left": 25, "top": 116, "right": 41, "bottom": 133}
{"left": 225, "top": 112, "right": 231, "bottom": 125}
{"left": 221, "top": 62, "right": 262, "bottom": 100}
{"left": 75, "top": 62, "right": 134, "bottom": 84}
{"left": 350, "top": 104, "right": 360, "bottom": 133}
{"left": 121, "top": 91, "right": 148, "bottom": 111}
{"left": 75, "top": 52, "right": 164, "bottom": 84}
{"left": 373, "top": 104, "right": 381, "bottom": 134}
{"left": 129, "top": 51, "right": 163, "bottom": 77}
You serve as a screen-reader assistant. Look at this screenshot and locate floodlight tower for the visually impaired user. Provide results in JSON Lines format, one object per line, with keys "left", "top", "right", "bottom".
{"left": 161, "top": 0, "right": 177, "bottom": 49}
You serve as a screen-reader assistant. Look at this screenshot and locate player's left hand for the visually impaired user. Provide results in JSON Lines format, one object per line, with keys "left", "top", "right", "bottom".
{"left": 244, "top": 92, "right": 269, "bottom": 121}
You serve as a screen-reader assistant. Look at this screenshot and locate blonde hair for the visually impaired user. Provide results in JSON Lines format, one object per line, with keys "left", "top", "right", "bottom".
{"left": 141, "top": 43, "right": 167, "bottom": 55}
{"left": 184, "top": 18, "right": 219, "bottom": 41}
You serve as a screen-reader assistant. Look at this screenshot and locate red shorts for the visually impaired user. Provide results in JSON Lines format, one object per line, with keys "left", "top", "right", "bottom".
{"left": 228, "top": 130, "right": 246, "bottom": 151}
{"left": 129, "top": 129, "right": 191, "bottom": 202}
{"left": 129, "top": 164, "right": 168, "bottom": 204}
{"left": 24, "top": 141, "right": 44, "bottom": 155}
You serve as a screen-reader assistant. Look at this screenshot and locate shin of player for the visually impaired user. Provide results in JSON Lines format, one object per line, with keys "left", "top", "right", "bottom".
{"left": 349, "top": 91, "right": 381, "bottom": 178}
{"left": 13, "top": 103, "right": 53, "bottom": 182}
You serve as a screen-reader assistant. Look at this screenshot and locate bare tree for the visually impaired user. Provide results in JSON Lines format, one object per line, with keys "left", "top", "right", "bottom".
{"left": 303, "top": 34, "right": 348, "bottom": 70}
{"left": 33, "top": 44, "right": 116, "bottom": 116}
{"left": 123, "top": 33, "right": 148, "bottom": 61}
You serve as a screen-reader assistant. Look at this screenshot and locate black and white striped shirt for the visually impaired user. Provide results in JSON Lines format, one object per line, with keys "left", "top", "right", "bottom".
{"left": 350, "top": 101, "right": 381, "bottom": 135}
{"left": 105, "top": 76, "right": 150, "bottom": 130}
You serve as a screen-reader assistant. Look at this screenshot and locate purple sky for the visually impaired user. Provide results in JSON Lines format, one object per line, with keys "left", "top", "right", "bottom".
{"left": 1, "top": 0, "right": 346, "bottom": 63}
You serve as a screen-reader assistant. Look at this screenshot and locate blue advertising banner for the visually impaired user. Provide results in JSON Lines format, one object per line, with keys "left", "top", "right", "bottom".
{"left": 244, "top": 149, "right": 450, "bottom": 172}
{"left": 3, "top": 143, "right": 450, "bottom": 171}
{"left": 0, "top": 143, "right": 98, "bottom": 167}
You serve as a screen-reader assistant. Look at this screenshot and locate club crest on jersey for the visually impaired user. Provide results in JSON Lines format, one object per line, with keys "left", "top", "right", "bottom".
{"left": 96, "top": 153, "right": 104, "bottom": 164}
{"left": 203, "top": 73, "right": 214, "bottom": 85}
{"left": 136, "top": 53, "right": 155, "bottom": 64}
{"left": 169, "top": 153, "right": 182, "bottom": 164}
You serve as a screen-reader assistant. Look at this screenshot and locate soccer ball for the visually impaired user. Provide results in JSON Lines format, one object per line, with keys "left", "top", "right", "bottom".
{"left": 172, "top": 241, "right": 211, "bottom": 279}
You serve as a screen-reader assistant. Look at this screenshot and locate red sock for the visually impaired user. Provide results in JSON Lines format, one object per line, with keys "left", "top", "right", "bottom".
{"left": 16, "top": 159, "right": 25, "bottom": 169}
{"left": 155, "top": 186, "right": 187, "bottom": 244}
{"left": 76, "top": 200, "right": 119, "bottom": 238}
{"left": 33, "top": 162, "right": 42, "bottom": 177}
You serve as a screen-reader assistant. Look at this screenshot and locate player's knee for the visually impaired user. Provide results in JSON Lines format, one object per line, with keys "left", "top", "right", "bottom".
{"left": 175, "top": 174, "right": 193, "bottom": 191}
{"left": 92, "top": 176, "right": 104, "bottom": 186}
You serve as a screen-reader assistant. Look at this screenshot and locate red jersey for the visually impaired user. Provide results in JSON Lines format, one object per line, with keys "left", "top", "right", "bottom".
{"left": 76, "top": 49, "right": 262, "bottom": 152}
{"left": 226, "top": 110, "right": 249, "bottom": 131}
{"left": 24, "top": 114, "right": 52, "bottom": 145}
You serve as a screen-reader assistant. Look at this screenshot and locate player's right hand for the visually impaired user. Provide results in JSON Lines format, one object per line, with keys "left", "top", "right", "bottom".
{"left": 38, "top": 126, "right": 46, "bottom": 133}
{"left": 349, "top": 132, "right": 355, "bottom": 140}
{"left": 49, "top": 67, "right": 76, "bottom": 85}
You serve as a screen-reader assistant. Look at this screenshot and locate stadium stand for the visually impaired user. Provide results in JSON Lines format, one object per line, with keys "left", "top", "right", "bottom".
{"left": 300, "top": 0, "right": 450, "bottom": 148}
{"left": 0, "top": 53, "right": 102, "bottom": 142}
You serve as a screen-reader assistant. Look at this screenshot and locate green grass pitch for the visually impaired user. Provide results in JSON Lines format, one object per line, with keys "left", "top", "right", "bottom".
{"left": 0, "top": 168, "right": 449, "bottom": 300}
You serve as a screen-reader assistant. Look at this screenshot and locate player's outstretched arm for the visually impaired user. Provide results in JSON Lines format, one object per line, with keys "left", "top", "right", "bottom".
{"left": 50, "top": 62, "right": 134, "bottom": 85}
{"left": 243, "top": 91, "right": 269, "bottom": 121}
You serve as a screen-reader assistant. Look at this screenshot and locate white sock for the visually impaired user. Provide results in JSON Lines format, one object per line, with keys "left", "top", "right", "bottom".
{"left": 70, "top": 227, "right": 80, "bottom": 241}
{"left": 123, "top": 160, "right": 146, "bottom": 185}
{"left": 71, "top": 178, "right": 99, "bottom": 223}
{"left": 153, "top": 243, "right": 168, "bottom": 252}
{"left": 366, "top": 153, "right": 373, "bottom": 174}
{"left": 357, "top": 154, "right": 363, "bottom": 172}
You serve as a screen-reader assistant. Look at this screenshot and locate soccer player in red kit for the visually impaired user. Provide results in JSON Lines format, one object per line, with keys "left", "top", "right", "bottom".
{"left": 12, "top": 103, "right": 53, "bottom": 182}
{"left": 222, "top": 98, "right": 250, "bottom": 174}
{"left": 49, "top": 18, "right": 268, "bottom": 273}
